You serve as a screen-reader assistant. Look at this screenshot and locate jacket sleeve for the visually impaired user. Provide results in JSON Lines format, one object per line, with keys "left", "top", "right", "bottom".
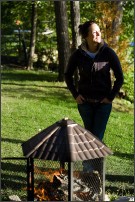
{"left": 107, "top": 48, "right": 124, "bottom": 101}
{"left": 64, "top": 51, "right": 79, "bottom": 99}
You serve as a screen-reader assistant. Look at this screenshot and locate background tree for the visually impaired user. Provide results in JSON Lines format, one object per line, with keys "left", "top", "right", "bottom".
{"left": 27, "top": 1, "right": 38, "bottom": 70}
{"left": 54, "top": 1, "right": 70, "bottom": 81}
{"left": 70, "top": 1, "right": 81, "bottom": 51}
{"left": 70, "top": 1, "right": 81, "bottom": 88}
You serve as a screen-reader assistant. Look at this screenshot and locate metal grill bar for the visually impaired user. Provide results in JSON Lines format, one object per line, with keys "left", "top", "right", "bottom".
{"left": 68, "top": 162, "right": 73, "bottom": 201}
{"left": 27, "top": 158, "right": 34, "bottom": 201}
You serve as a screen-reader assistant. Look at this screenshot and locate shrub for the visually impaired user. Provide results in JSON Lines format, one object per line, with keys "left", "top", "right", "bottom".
{"left": 122, "top": 67, "right": 134, "bottom": 103}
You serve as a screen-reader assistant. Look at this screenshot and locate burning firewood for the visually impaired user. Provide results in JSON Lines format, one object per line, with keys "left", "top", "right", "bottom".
{"left": 34, "top": 177, "right": 65, "bottom": 201}
{"left": 34, "top": 165, "right": 102, "bottom": 201}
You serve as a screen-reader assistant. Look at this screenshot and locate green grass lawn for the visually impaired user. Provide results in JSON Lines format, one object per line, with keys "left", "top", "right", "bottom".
{"left": 1, "top": 69, "right": 134, "bottom": 200}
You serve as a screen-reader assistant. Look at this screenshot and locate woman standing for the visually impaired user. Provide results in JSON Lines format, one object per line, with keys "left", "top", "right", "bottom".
{"left": 64, "top": 20, "right": 124, "bottom": 141}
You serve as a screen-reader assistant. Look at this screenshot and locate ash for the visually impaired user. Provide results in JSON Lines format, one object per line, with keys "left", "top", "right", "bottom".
{"left": 60, "top": 170, "right": 102, "bottom": 201}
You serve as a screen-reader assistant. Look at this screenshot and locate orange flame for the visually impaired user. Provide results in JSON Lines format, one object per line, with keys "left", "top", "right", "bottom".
{"left": 34, "top": 166, "right": 66, "bottom": 201}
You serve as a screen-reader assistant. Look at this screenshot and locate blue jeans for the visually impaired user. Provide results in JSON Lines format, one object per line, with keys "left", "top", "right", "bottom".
{"left": 78, "top": 102, "right": 112, "bottom": 140}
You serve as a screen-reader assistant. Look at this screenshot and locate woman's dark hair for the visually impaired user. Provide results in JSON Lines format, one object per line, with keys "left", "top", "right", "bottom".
{"left": 78, "top": 20, "right": 96, "bottom": 38}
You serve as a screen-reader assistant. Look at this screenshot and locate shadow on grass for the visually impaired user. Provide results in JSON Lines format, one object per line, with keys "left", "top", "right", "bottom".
{"left": 2, "top": 138, "right": 24, "bottom": 144}
{"left": 2, "top": 173, "right": 26, "bottom": 184}
{"left": 114, "top": 151, "right": 134, "bottom": 160}
{"left": 1, "top": 160, "right": 27, "bottom": 195}
{"left": 2, "top": 82, "right": 67, "bottom": 89}
{"left": 105, "top": 186, "right": 134, "bottom": 195}
{"left": 2, "top": 71, "right": 58, "bottom": 82}
{"left": 1, "top": 69, "right": 72, "bottom": 105}
{"left": 106, "top": 174, "right": 134, "bottom": 184}
{"left": 2, "top": 83, "right": 73, "bottom": 104}
{"left": 1, "top": 161, "right": 27, "bottom": 173}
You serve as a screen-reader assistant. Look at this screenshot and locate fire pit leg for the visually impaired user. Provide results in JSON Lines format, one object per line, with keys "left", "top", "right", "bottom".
{"left": 27, "top": 158, "right": 34, "bottom": 201}
{"left": 68, "top": 162, "right": 73, "bottom": 201}
{"left": 102, "top": 158, "right": 105, "bottom": 201}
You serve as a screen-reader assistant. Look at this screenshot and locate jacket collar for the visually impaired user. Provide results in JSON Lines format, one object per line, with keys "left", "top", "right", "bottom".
{"left": 79, "top": 39, "right": 106, "bottom": 54}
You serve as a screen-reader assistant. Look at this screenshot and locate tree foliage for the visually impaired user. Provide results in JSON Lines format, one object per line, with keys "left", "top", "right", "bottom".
{"left": 122, "top": 1, "right": 134, "bottom": 40}
{"left": 94, "top": 1, "right": 134, "bottom": 72}
{"left": 1, "top": 1, "right": 134, "bottom": 72}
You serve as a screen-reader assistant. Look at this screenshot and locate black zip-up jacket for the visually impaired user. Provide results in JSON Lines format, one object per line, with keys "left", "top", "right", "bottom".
{"left": 64, "top": 40, "right": 124, "bottom": 101}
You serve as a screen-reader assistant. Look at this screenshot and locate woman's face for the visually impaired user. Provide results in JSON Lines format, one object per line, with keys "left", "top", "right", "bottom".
{"left": 86, "top": 23, "right": 101, "bottom": 44}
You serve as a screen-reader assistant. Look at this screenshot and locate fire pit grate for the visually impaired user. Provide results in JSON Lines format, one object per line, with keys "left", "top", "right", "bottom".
{"left": 34, "top": 158, "right": 104, "bottom": 201}
{"left": 1, "top": 157, "right": 105, "bottom": 201}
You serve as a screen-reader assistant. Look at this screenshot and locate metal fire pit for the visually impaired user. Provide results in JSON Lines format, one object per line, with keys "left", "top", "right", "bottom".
{"left": 29, "top": 158, "right": 105, "bottom": 201}
{"left": 22, "top": 118, "right": 113, "bottom": 201}
{"left": 1, "top": 157, "right": 104, "bottom": 201}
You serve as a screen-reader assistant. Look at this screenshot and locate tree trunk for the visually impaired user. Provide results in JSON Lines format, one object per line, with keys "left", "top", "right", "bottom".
{"left": 70, "top": 1, "right": 81, "bottom": 51}
{"left": 54, "top": 1, "right": 70, "bottom": 81}
{"left": 111, "top": 1, "right": 123, "bottom": 45}
{"left": 70, "top": 1, "right": 81, "bottom": 88}
{"left": 27, "top": 2, "right": 37, "bottom": 70}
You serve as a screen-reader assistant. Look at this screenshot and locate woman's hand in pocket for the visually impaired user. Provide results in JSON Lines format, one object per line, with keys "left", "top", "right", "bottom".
{"left": 100, "top": 97, "right": 112, "bottom": 104}
{"left": 76, "top": 95, "right": 85, "bottom": 104}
